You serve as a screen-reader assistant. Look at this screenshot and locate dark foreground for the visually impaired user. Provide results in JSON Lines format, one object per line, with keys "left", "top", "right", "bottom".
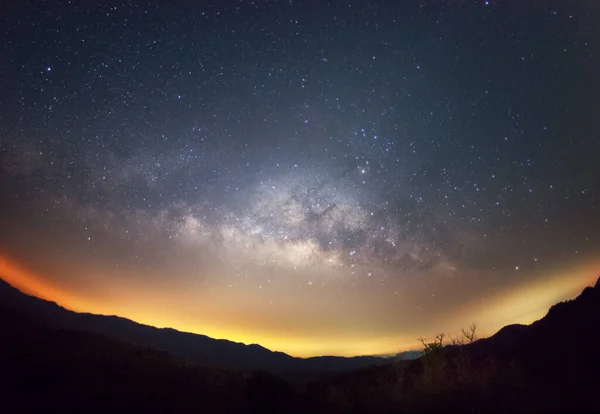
{"left": 1, "top": 277, "right": 600, "bottom": 413}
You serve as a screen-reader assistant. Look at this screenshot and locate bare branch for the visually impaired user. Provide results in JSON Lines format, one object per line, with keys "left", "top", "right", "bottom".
{"left": 461, "top": 323, "right": 477, "bottom": 343}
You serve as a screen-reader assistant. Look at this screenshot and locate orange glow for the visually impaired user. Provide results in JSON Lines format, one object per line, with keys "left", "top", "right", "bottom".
{"left": 1, "top": 252, "right": 599, "bottom": 358}
{"left": 0, "top": 254, "right": 92, "bottom": 312}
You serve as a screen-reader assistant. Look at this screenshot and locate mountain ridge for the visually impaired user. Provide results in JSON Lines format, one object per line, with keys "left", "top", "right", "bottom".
{"left": 2, "top": 275, "right": 600, "bottom": 413}
{"left": 0, "top": 277, "right": 394, "bottom": 376}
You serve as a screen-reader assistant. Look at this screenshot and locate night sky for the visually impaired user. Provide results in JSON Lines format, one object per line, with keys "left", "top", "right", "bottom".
{"left": 1, "top": 0, "right": 599, "bottom": 357}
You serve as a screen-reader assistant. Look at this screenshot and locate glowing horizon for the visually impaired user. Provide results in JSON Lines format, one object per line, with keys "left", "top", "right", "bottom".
{"left": 2, "top": 253, "right": 597, "bottom": 358}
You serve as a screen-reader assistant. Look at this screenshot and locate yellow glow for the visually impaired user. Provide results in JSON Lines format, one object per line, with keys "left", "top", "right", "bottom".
{"left": 446, "top": 259, "right": 600, "bottom": 340}
{"left": 1, "top": 252, "right": 598, "bottom": 358}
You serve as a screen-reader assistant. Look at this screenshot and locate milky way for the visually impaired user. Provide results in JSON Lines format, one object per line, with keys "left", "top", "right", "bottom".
{"left": 1, "top": 0, "right": 599, "bottom": 356}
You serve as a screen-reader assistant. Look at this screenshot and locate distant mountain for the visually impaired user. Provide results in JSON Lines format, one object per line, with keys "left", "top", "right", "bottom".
{"left": 392, "top": 350, "right": 422, "bottom": 360}
{"left": 0, "top": 278, "right": 386, "bottom": 376}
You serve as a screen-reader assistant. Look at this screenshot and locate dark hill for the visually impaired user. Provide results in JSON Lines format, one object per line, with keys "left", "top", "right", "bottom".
{"left": 306, "top": 276, "right": 600, "bottom": 413}
{"left": 2, "top": 276, "right": 600, "bottom": 413}
{"left": 0, "top": 299, "right": 301, "bottom": 414}
{"left": 447, "top": 276, "right": 600, "bottom": 376}
{"left": 0, "top": 278, "right": 385, "bottom": 377}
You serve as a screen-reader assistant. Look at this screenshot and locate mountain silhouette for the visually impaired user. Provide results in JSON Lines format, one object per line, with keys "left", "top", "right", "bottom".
{"left": 0, "top": 278, "right": 389, "bottom": 377}
{"left": 311, "top": 276, "right": 600, "bottom": 413}
{"left": 2, "top": 276, "right": 599, "bottom": 413}
{"left": 447, "top": 276, "right": 600, "bottom": 366}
